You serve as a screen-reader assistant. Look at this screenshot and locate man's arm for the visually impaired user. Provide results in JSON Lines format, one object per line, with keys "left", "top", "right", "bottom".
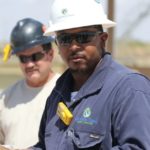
{"left": 111, "top": 75, "right": 150, "bottom": 149}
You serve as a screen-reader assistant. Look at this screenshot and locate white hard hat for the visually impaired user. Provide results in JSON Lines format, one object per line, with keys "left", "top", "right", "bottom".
{"left": 44, "top": 0, "right": 116, "bottom": 36}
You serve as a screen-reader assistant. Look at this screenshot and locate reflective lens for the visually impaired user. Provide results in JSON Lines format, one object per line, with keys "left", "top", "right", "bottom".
{"left": 18, "top": 51, "right": 45, "bottom": 63}
{"left": 56, "top": 31, "right": 101, "bottom": 46}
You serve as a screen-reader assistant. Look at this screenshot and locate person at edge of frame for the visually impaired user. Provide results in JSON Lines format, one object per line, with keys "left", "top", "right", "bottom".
{"left": 0, "top": 18, "right": 60, "bottom": 149}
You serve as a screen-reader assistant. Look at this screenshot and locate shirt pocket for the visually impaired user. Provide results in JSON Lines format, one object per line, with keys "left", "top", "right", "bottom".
{"left": 66, "top": 128, "right": 105, "bottom": 149}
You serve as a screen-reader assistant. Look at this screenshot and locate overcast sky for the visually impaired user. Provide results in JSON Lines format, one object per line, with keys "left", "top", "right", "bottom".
{"left": 0, "top": 0, "right": 149, "bottom": 42}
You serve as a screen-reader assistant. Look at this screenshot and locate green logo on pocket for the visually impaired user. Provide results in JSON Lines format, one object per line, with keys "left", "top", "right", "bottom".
{"left": 83, "top": 107, "right": 91, "bottom": 118}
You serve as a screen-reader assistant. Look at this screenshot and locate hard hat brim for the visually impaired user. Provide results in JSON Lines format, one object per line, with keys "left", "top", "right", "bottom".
{"left": 12, "top": 36, "right": 54, "bottom": 54}
{"left": 44, "top": 19, "right": 116, "bottom": 36}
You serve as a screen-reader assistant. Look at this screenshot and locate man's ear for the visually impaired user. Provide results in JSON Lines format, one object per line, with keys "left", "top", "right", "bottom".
{"left": 99, "top": 32, "right": 108, "bottom": 48}
{"left": 101, "top": 32, "right": 108, "bottom": 41}
{"left": 48, "top": 49, "right": 54, "bottom": 60}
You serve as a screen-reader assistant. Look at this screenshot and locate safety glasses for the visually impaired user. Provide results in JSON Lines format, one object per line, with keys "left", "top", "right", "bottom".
{"left": 56, "top": 31, "right": 102, "bottom": 46}
{"left": 18, "top": 51, "right": 46, "bottom": 64}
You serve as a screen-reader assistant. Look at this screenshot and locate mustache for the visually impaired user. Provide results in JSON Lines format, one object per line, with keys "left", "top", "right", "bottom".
{"left": 25, "top": 67, "right": 38, "bottom": 73}
{"left": 69, "top": 51, "right": 85, "bottom": 59}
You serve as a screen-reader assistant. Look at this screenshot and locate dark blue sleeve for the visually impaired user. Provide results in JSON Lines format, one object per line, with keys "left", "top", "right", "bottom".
{"left": 111, "top": 74, "right": 150, "bottom": 149}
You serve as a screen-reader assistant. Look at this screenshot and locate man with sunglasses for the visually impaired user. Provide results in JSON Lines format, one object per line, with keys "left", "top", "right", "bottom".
{"left": 0, "top": 18, "right": 60, "bottom": 149}
{"left": 23, "top": 0, "right": 150, "bottom": 150}
{"left": 3, "top": 0, "right": 150, "bottom": 150}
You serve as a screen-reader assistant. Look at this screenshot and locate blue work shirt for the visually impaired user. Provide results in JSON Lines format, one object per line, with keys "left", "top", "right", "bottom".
{"left": 31, "top": 54, "right": 150, "bottom": 150}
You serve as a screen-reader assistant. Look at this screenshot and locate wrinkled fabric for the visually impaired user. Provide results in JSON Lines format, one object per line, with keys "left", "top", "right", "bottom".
{"left": 0, "top": 74, "right": 60, "bottom": 149}
{"left": 32, "top": 54, "right": 150, "bottom": 150}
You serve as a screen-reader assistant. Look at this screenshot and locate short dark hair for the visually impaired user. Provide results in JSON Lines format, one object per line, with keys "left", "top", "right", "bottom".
{"left": 42, "top": 43, "right": 52, "bottom": 52}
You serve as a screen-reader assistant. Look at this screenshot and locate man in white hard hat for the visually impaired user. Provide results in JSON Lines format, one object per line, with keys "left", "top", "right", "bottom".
{"left": 32, "top": 0, "right": 150, "bottom": 150}
{"left": 5, "top": 0, "right": 150, "bottom": 150}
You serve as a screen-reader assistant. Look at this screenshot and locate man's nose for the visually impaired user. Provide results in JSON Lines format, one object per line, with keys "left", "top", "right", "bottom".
{"left": 69, "top": 40, "right": 81, "bottom": 52}
{"left": 24, "top": 58, "right": 35, "bottom": 66}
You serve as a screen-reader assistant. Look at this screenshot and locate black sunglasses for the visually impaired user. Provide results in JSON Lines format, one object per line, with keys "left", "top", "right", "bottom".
{"left": 56, "top": 31, "right": 102, "bottom": 46}
{"left": 18, "top": 51, "right": 46, "bottom": 64}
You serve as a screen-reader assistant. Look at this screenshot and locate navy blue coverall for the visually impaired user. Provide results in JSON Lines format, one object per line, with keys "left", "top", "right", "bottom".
{"left": 31, "top": 54, "right": 150, "bottom": 150}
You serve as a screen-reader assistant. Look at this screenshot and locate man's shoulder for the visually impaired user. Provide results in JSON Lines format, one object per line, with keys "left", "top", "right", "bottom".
{"left": 121, "top": 73, "right": 150, "bottom": 92}
{"left": 3, "top": 79, "right": 24, "bottom": 91}
{"left": 0, "top": 79, "right": 25, "bottom": 100}
{"left": 104, "top": 57, "right": 150, "bottom": 93}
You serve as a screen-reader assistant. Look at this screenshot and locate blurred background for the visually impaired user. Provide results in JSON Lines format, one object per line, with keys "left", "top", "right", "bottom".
{"left": 0, "top": 0, "right": 150, "bottom": 91}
